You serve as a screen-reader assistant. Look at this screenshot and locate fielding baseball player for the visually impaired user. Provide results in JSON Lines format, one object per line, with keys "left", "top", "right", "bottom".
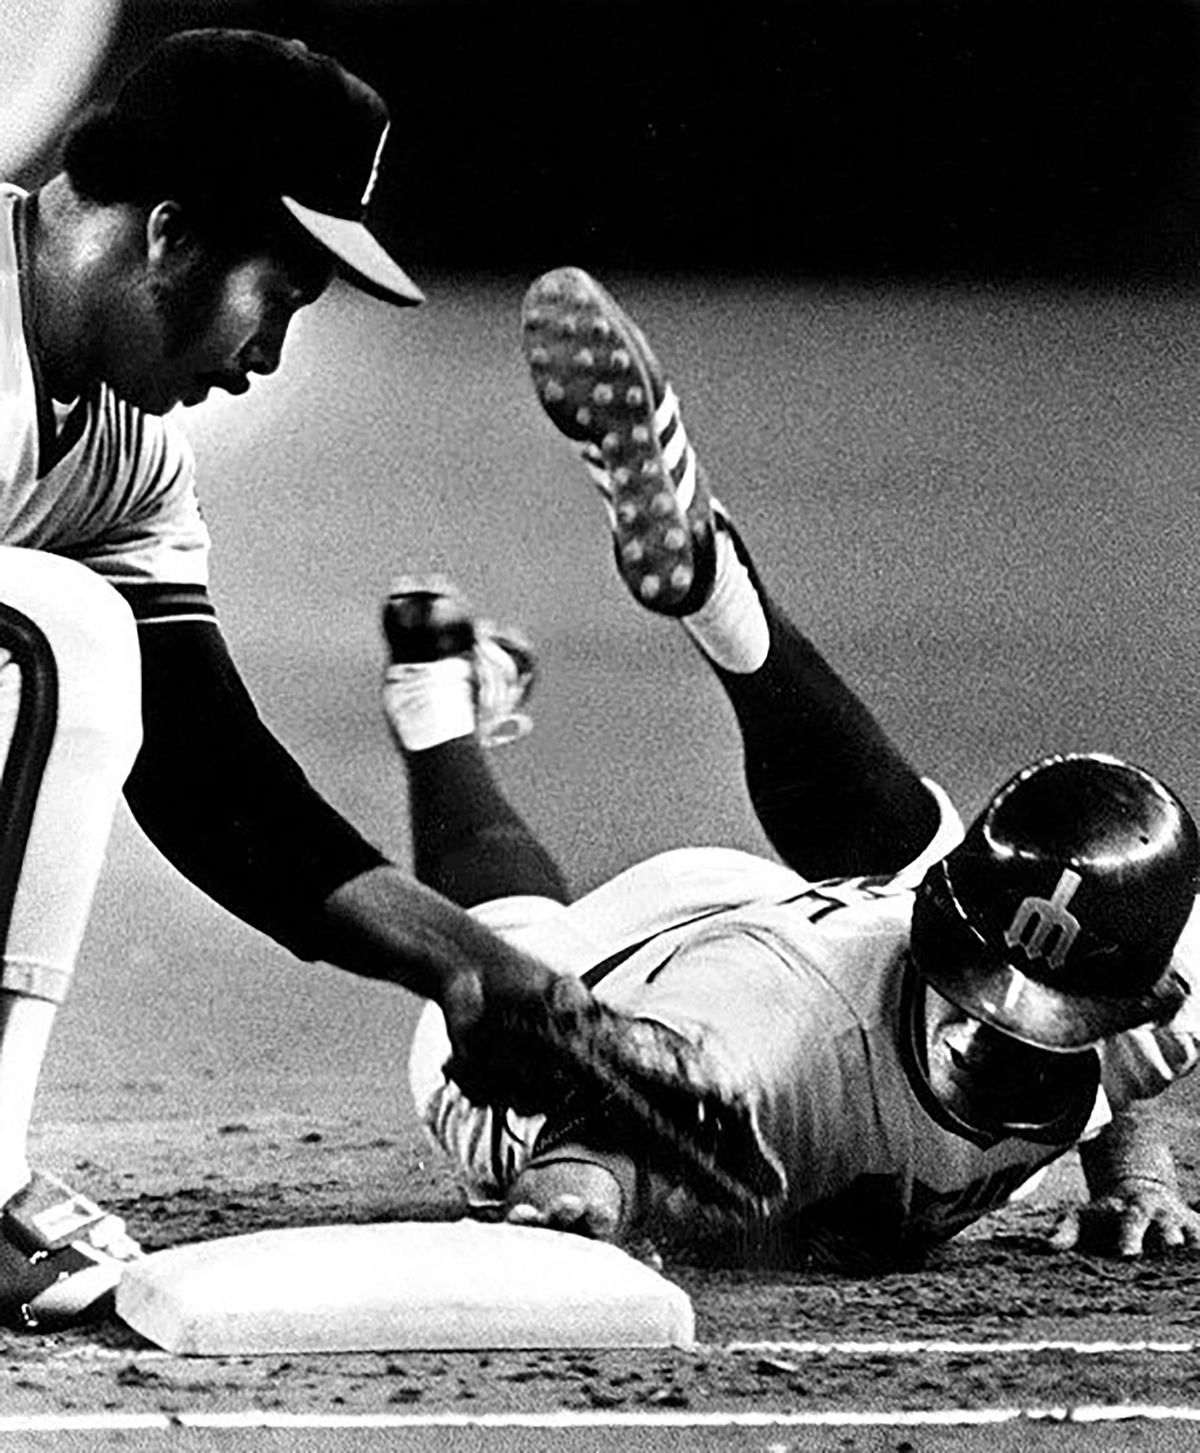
{"left": 393, "top": 268, "right": 1200, "bottom": 1268}
{"left": 0, "top": 32, "right": 597, "bottom": 1330}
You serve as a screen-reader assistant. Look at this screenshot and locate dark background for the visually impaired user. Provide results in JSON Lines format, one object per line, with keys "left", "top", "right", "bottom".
{"left": 23, "top": 0, "right": 1200, "bottom": 281}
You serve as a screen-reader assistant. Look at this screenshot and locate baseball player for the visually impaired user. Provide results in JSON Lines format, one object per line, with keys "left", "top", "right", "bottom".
{"left": 0, "top": 32, "right": 594, "bottom": 1330}
{"left": 391, "top": 268, "right": 1200, "bottom": 1267}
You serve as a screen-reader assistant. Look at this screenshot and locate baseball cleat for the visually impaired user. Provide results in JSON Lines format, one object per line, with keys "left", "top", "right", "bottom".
{"left": 522, "top": 266, "right": 724, "bottom": 615}
{"left": 382, "top": 577, "right": 536, "bottom": 751}
{"left": 0, "top": 1170, "right": 144, "bottom": 1330}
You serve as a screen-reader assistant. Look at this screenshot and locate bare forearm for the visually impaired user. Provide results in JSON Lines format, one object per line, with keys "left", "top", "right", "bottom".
{"left": 315, "top": 864, "right": 549, "bottom": 1007}
{"left": 314, "top": 865, "right": 595, "bottom": 1111}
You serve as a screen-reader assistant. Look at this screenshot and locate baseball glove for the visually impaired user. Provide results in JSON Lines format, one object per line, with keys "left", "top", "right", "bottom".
{"left": 442, "top": 974, "right": 787, "bottom": 1222}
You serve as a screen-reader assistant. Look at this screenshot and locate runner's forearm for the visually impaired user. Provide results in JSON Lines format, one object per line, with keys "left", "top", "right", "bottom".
{"left": 1079, "top": 1101, "right": 1180, "bottom": 1199}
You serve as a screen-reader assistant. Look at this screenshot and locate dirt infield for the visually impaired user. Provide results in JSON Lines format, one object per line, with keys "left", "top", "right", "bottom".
{"left": 8, "top": 1080, "right": 1200, "bottom": 1417}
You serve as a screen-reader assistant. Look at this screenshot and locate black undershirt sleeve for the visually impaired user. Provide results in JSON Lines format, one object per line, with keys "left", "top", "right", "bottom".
{"left": 120, "top": 593, "right": 388, "bottom": 961}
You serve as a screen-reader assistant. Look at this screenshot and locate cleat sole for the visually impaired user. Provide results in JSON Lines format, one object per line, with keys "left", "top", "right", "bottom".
{"left": 522, "top": 267, "right": 711, "bottom": 614}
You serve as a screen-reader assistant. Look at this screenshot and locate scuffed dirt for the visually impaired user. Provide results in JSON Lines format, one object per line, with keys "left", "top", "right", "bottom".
{"left": 7, "top": 1084, "right": 1200, "bottom": 1419}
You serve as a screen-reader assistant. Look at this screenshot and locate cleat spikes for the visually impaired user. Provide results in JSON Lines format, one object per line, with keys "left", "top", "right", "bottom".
{"left": 521, "top": 267, "right": 722, "bottom": 615}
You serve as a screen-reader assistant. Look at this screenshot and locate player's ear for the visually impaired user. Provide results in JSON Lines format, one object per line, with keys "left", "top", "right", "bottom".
{"left": 144, "top": 201, "right": 196, "bottom": 264}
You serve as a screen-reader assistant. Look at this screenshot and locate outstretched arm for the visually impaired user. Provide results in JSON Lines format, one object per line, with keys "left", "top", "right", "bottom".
{"left": 315, "top": 863, "right": 573, "bottom": 1064}
{"left": 123, "top": 600, "right": 776, "bottom": 1184}
{"left": 1050, "top": 1099, "right": 1200, "bottom": 1257}
{"left": 123, "top": 606, "right": 583, "bottom": 1097}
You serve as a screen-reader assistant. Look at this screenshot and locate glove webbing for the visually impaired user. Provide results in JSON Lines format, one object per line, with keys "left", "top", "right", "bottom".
{"left": 446, "top": 976, "right": 786, "bottom": 1220}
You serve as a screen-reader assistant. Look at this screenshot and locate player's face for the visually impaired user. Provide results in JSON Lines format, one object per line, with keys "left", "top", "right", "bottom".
{"left": 922, "top": 987, "right": 1084, "bottom": 1134}
{"left": 104, "top": 237, "right": 333, "bottom": 414}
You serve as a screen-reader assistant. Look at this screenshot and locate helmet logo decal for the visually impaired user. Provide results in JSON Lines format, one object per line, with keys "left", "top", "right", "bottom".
{"left": 1003, "top": 868, "right": 1082, "bottom": 970}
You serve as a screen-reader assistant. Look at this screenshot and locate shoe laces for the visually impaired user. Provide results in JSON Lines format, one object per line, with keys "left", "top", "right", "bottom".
{"left": 474, "top": 627, "right": 534, "bottom": 748}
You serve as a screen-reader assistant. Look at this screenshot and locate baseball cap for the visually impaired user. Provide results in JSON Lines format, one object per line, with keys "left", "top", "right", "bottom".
{"left": 101, "top": 28, "right": 422, "bottom": 305}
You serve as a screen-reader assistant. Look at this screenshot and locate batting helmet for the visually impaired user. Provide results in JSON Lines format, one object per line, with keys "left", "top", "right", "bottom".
{"left": 910, "top": 753, "right": 1198, "bottom": 1050}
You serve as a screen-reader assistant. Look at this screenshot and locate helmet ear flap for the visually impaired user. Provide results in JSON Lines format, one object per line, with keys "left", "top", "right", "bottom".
{"left": 909, "top": 857, "right": 984, "bottom": 1006}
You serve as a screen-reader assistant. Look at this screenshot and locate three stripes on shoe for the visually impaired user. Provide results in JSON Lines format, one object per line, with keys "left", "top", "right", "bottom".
{"left": 578, "top": 383, "right": 702, "bottom": 605}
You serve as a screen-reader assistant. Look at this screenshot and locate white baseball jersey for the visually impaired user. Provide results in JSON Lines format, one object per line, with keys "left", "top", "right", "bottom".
{"left": 595, "top": 872, "right": 1200, "bottom": 1258}
{"left": 0, "top": 184, "right": 210, "bottom": 587}
{"left": 592, "top": 885, "right": 1062, "bottom": 1257}
{"left": 413, "top": 842, "right": 1200, "bottom": 1263}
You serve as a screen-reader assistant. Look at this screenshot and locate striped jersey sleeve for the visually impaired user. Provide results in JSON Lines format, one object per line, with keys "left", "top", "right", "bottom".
{"left": 116, "top": 581, "right": 217, "bottom": 627}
